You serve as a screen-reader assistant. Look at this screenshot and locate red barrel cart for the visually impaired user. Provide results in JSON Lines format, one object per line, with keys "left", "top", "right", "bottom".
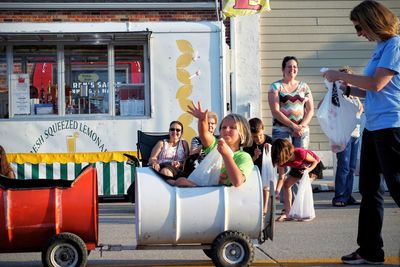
{"left": 0, "top": 165, "right": 98, "bottom": 267}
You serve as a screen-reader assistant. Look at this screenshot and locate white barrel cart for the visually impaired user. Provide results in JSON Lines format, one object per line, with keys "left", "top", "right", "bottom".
{"left": 130, "top": 166, "right": 275, "bottom": 266}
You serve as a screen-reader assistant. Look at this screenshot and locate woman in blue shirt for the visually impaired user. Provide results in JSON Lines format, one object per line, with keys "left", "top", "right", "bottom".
{"left": 323, "top": 1, "right": 400, "bottom": 265}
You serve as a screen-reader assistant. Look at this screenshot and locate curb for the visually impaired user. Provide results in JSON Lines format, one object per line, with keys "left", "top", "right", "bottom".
{"left": 312, "top": 168, "right": 335, "bottom": 192}
{"left": 312, "top": 182, "right": 334, "bottom": 192}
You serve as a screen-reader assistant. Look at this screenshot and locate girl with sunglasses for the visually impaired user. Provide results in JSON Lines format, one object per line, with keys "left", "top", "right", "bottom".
{"left": 148, "top": 121, "right": 189, "bottom": 179}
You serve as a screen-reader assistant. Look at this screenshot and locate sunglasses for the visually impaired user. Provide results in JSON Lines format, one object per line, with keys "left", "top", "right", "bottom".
{"left": 169, "top": 128, "right": 181, "bottom": 133}
{"left": 354, "top": 24, "right": 362, "bottom": 33}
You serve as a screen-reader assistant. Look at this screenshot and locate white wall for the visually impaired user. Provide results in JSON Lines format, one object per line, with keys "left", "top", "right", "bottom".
{"left": 230, "top": 15, "right": 262, "bottom": 119}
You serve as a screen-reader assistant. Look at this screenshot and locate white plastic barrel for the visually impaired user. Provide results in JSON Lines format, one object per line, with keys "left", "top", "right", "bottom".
{"left": 135, "top": 167, "right": 263, "bottom": 245}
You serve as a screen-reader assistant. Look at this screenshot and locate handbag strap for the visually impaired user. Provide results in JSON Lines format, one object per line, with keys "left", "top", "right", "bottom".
{"left": 331, "top": 82, "right": 340, "bottom": 107}
{"left": 173, "top": 140, "right": 181, "bottom": 162}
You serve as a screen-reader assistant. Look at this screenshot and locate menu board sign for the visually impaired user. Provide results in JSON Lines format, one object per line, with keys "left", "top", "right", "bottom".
{"left": 11, "top": 74, "right": 30, "bottom": 115}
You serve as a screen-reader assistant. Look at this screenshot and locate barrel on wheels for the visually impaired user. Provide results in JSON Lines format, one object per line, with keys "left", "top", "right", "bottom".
{"left": 0, "top": 165, "right": 98, "bottom": 267}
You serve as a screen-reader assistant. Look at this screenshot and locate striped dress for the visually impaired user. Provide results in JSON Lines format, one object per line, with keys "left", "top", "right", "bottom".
{"left": 269, "top": 80, "right": 311, "bottom": 126}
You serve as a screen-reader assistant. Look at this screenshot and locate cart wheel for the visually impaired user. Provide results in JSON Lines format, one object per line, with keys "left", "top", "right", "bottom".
{"left": 211, "top": 231, "right": 254, "bottom": 267}
{"left": 42, "top": 232, "right": 87, "bottom": 267}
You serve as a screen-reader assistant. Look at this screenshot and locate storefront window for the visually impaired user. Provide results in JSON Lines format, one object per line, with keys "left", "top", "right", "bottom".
{"left": 1, "top": 33, "right": 150, "bottom": 120}
{"left": 0, "top": 46, "right": 7, "bottom": 118}
{"left": 115, "top": 45, "right": 146, "bottom": 116}
{"left": 65, "top": 45, "right": 109, "bottom": 115}
{"left": 13, "top": 45, "right": 58, "bottom": 116}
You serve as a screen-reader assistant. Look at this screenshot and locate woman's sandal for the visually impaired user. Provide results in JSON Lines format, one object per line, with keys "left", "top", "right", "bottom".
{"left": 332, "top": 201, "right": 347, "bottom": 207}
{"left": 275, "top": 214, "right": 293, "bottom": 222}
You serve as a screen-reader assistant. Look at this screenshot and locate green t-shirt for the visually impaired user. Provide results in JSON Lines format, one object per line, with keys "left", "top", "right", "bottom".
{"left": 203, "top": 137, "right": 254, "bottom": 186}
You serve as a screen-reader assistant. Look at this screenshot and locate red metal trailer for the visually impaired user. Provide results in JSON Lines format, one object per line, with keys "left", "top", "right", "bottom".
{"left": 0, "top": 164, "right": 98, "bottom": 267}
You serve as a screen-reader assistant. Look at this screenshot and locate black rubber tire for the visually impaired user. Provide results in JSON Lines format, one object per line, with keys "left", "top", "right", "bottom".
{"left": 203, "top": 248, "right": 213, "bottom": 259}
{"left": 211, "top": 231, "right": 254, "bottom": 267}
{"left": 42, "top": 232, "right": 88, "bottom": 267}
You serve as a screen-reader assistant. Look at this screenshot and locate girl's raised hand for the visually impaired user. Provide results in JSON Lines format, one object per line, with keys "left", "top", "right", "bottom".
{"left": 187, "top": 101, "right": 208, "bottom": 121}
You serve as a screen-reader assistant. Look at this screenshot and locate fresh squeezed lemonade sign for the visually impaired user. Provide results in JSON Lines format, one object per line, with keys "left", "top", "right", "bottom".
{"left": 30, "top": 120, "right": 108, "bottom": 153}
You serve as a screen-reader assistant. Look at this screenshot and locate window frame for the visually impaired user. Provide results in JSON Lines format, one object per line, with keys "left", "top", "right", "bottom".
{"left": 2, "top": 32, "right": 151, "bottom": 120}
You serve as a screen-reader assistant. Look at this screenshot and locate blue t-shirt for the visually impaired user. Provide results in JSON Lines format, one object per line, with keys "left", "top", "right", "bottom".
{"left": 363, "top": 35, "right": 400, "bottom": 131}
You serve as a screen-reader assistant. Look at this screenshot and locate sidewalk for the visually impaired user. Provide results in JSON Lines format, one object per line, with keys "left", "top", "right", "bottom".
{"left": 312, "top": 169, "right": 388, "bottom": 193}
{"left": 312, "top": 168, "right": 335, "bottom": 192}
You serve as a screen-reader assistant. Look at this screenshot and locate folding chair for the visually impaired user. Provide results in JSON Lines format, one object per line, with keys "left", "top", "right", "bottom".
{"left": 125, "top": 130, "right": 169, "bottom": 203}
{"left": 136, "top": 130, "right": 170, "bottom": 167}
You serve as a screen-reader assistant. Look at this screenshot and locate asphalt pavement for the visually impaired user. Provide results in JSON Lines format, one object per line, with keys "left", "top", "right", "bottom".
{"left": 0, "top": 170, "right": 399, "bottom": 267}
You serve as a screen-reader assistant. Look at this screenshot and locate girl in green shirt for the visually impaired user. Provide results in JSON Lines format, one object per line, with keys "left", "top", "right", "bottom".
{"left": 170, "top": 101, "right": 253, "bottom": 187}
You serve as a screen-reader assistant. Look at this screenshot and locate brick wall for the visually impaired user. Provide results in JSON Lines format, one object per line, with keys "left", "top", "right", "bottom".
{"left": 0, "top": 10, "right": 231, "bottom": 46}
{"left": 0, "top": 10, "right": 218, "bottom": 22}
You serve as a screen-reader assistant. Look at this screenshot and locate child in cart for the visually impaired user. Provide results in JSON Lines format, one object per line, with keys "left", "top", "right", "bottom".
{"left": 244, "top": 118, "right": 273, "bottom": 215}
{"left": 169, "top": 101, "right": 254, "bottom": 187}
{"left": 271, "top": 138, "right": 323, "bottom": 221}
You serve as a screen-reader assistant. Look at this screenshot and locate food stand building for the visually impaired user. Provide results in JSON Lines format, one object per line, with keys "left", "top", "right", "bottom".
{"left": 0, "top": 0, "right": 234, "bottom": 197}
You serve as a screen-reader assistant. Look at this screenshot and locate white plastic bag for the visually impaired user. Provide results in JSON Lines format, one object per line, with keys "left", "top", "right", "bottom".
{"left": 188, "top": 146, "right": 231, "bottom": 186}
{"left": 261, "top": 144, "right": 277, "bottom": 190}
{"left": 289, "top": 170, "right": 315, "bottom": 221}
{"left": 316, "top": 79, "right": 359, "bottom": 153}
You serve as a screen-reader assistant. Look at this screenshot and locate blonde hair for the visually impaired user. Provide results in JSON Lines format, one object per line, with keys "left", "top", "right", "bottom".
{"left": 339, "top": 66, "right": 353, "bottom": 74}
{"left": 207, "top": 111, "right": 218, "bottom": 125}
{"left": 271, "top": 139, "right": 294, "bottom": 166}
{"left": 350, "top": 0, "right": 399, "bottom": 41}
{"left": 220, "top": 113, "right": 252, "bottom": 147}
